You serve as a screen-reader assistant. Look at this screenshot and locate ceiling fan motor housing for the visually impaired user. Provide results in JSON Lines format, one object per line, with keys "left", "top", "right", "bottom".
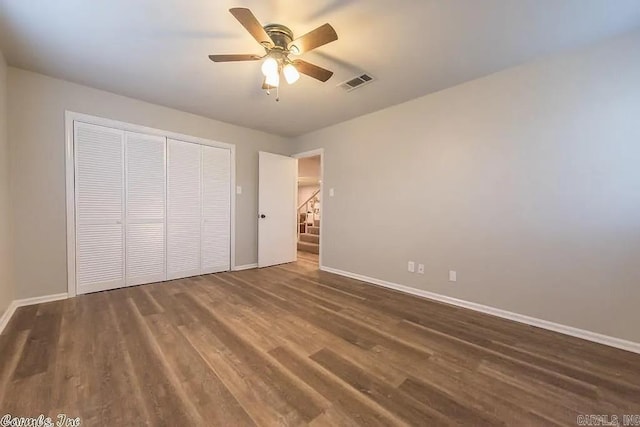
{"left": 263, "top": 24, "right": 294, "bottom": 51}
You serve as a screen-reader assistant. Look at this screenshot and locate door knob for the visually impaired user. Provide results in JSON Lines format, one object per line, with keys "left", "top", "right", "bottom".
{"left": 260, "top": 214, "right": 266, "bottom": 219}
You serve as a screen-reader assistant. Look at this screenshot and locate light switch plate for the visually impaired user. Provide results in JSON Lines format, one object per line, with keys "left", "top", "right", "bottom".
{"left": 408, "top": 261, "right": 415, "bottom": 273}
{"left": 449, "top": 270, "right": 457, "bottom": 282}
{"left": 236, "top": 186, "right": 242, "bottom": 195}
{"left": 329, "top": 188, "right": 335, "bottom": 197}
{"left": 418, "top": 264, "right": 425, "bottom": 274}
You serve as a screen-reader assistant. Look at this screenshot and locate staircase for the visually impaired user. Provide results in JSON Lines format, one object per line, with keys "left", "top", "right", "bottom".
{"left": 297, "top": 190, "right": 320, "bottom": 254}
{"left": 298, "top": 218, "right": 320, "bottom": 254}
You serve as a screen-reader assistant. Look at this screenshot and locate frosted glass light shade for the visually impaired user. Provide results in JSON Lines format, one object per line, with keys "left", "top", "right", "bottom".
{"left": 261, "top": 57, "right": 278, "bottom": 77}
{"left": 265, "top": 72, "right": 280, "bottom": 88}
{"left": 283, "top": 63, "right": 300, "bottom": 84}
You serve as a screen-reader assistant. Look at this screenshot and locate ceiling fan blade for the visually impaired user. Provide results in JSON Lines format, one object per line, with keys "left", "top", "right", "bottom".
{"left": 288, "top": 23, "right": 338, "bottom": 54}
{"left": 293, "top": 60, "right": 334, "bottom": 82}
{"left": 229, "top": 8, "right": 274, "bottom": 48}
{"left": 208, "top": 54, "right": 262, "bottom": 62}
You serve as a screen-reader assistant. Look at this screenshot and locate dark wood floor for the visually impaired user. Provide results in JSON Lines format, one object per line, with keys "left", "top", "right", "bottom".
{"left": 1, "top": 253, "right": 639, "bottom": 426}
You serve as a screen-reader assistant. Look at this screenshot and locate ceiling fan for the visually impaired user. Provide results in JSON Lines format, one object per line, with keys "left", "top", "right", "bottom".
{"left": 208, "top": 8, "right": 338, "bottom": 100}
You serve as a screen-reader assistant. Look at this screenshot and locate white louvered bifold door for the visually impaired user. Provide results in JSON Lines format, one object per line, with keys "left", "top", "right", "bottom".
{"left": 125, "top": 132, "right": 167, "bottom": 286}
{"left": 74, "top": 122, "right": 125, "bottom": 294}
{"left": 167, "top": 139, "right": 202, "bottom": 280}
{"left": 201, "top": 145, "right": 231, "bottom": 274}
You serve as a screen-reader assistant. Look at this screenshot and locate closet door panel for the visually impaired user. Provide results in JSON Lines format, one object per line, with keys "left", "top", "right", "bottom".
{"left": 74, "top": 122, "right": 125, "bottom": 294}
{"left": 125, "top": 132, "right": 166, "bottom": 285}
{"left": 167, "top": 139, "right": 202, "bottom": 279}
{"left": 201, "top": 145, "right": 231, "bottom": 273}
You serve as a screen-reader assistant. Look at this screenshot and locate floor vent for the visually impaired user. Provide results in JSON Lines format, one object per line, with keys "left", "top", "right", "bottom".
{"left": 338, "top": 73, "right": 375, "bottom": 92}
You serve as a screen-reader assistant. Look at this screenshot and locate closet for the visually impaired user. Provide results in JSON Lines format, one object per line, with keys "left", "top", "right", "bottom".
{"left": 73, "top": 121, "right": 231, "bottom": 295}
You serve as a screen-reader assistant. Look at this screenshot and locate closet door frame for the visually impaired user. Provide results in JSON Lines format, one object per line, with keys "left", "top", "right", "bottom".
{"left": 65, "top": 111, "right": 236, "bottom": 297}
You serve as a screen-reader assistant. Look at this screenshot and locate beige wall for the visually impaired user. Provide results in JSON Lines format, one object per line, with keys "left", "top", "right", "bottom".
{"left": 0, "top": 51, "right": 13, "bottom": 314}
{"left": 8, "top": 68, "right": 290, "bottom": 299}
{"left": 293, "top": 31, "right": 640, "bottom": 343}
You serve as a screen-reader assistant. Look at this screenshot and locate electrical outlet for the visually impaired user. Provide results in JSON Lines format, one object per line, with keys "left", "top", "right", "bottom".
{"left": 449, "top": 270, "right": 457, "bottom": 282}
{"left": 417, "top": 264, "right": 425, "bottom": 274}
{"left": 408, "top": 261, "right": 415, "bottom": 273}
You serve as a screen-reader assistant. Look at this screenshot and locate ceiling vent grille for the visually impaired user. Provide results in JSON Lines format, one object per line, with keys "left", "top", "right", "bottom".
{"left": 338, "top": 73, "right": 374, "bottom": 92}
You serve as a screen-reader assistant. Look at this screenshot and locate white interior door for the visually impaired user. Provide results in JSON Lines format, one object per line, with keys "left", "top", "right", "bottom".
{"left": 201, "top": 145, "right": 231, "bottom": 274}
{"left": 167, "top": 139, "right": 202, "bottom": 279}
{"left": 125, "top": 132, "right": 166, "bottom": 286}
{"left": 74, "top": 122, "right": 125, "bottom": 294}
{"left": 258, "top": 151, "right": 297, "bottom": 268}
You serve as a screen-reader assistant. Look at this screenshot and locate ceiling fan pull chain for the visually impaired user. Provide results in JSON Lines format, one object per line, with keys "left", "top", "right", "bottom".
{"left": 276, "top": 85, "right": 280, "bottom": 102}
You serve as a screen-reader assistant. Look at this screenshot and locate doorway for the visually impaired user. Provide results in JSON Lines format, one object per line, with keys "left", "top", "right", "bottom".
{"left": 294, "top": 150, "right": 323, "bottom": 268}
{"left": 256, "top": 148, "right": 323, "bottom": 269}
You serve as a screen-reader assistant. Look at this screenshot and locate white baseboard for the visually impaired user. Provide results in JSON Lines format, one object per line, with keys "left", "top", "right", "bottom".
{"left": 15, "top": 293, "right": 69, "bottom": 307}
{"left": 0, "top": 301, "right": 18, "bottom": 336}
{"left": 0, "top": 293, "right": 69, "bottom": 335}
{"left": 320, "top": 266, "right": 640, "bottom": 355}
{"left": 232, "top": 263, "right": 258, "bottom": 271}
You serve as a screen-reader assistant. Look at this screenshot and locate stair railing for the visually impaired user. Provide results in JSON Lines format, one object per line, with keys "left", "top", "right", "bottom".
{"left": 298, "top": 189, "right": 320, "bottom": 237}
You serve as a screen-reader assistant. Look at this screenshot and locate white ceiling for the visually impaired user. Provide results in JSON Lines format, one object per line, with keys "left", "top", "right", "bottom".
{"left": 1, "top": 1, "right": 639, "bottom": 137}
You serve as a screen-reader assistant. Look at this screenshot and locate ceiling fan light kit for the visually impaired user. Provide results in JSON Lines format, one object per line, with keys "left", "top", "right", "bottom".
{"left": 283, "top": 63, "right": 300, "bottom": 84}
{"left": 265, "top": 71, "right": 280, "bottom": 89}
{"left": 208, "top": 8, "right": 338, "bottom": 101}
{"left": 261, "top": 57, "right": 278, "bottom": 77}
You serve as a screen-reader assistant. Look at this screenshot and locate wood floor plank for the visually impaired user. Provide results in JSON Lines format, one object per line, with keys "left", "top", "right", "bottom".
{"left": 222, "top": 269, "right": 436, "bottom": 364}
{"left": 110, "top": 294, "right": 197, "bottom": 425}
{"left": 179, "top": 321, "right": 307, "bottom": 426}
{"left": 0, "top": 330, "right": 29, "bottom": 405}
{"left": 397, "top": 319, "right": 601, "bottom": 401}
{"left": 398, "top": 376, "right": 504, "bottom": 425}
{"left": 269, "top": 345, "right": 407, "bottom": 427}
{"left": 210, "top": 276, "right": 410, "bottom": 388}
{"left": 376, "top": 344, "right": 581, "bottom": 425}
{"left": 176, "top": 292, "right": 329, "bottom": 423}
{"left": 147, "top": 284, "right": 198, "bottom": 327}
{"left": 50, "top": 298, "right": 82, "bottom": 416}
{"left": 76, "top": 292, "right": 151, "bottom": 425}
{"left": 309, "top": 348, "right": 450, "bottom": 425}
{"left": 142, "top": 312, "right": 256, "bottom": 426}
{"left": 128, "top": 286, "right": 164, "bottom": 316}
{"left": 1, "top": 252, "right": 638, "bottom": 425}
{"left": 12, "top": 302, "right": 63, "bottom": 380}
